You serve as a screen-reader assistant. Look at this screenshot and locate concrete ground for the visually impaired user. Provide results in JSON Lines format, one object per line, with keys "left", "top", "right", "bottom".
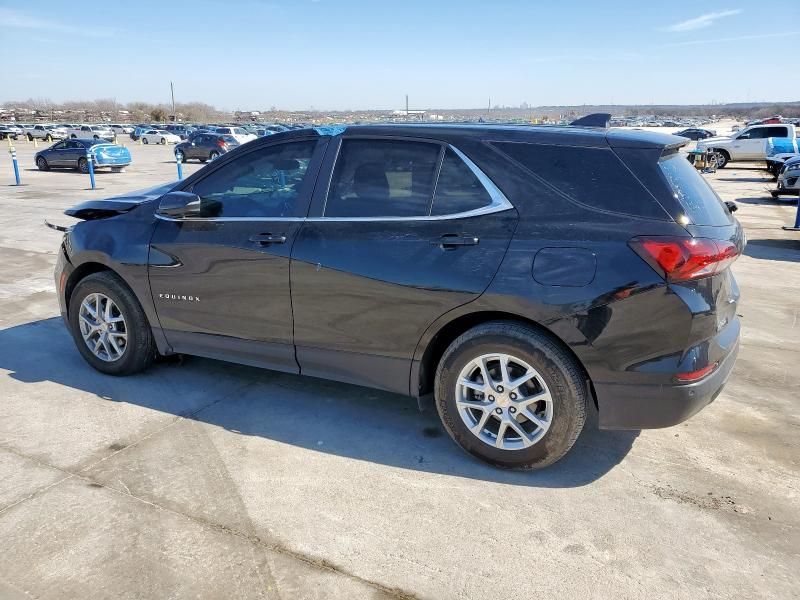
{"left": 0, "top": 133, "right": 798, "bottom": 600}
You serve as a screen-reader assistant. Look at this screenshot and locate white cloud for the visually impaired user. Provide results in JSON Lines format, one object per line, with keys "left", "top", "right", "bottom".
{"left": 663, "top": 9, "right": 741, "bottom": 32}
{"left": 0, "top": 7, "right": 114, "bottom": 37}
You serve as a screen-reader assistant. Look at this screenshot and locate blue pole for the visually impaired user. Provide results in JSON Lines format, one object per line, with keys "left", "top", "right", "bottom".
{"left": 10, "top": 147, "right": 20, "bottom": 185}
{"left": 176, "top": 155, "right": 183, "bottom": 180}
{"left": 86, "top": 150, "right": 96, "bottom": 190}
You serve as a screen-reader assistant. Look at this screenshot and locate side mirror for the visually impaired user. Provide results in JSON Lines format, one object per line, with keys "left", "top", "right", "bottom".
{"left": 157, "top": 191, "right": 202, "bottom": 218}
{"left": 724, "top": 200, "right": 738, "bottom": 213}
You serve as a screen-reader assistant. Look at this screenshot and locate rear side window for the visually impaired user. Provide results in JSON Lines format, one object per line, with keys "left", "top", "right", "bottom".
{"left": 431, "top": 148, "right": 492, "bottom": 215}
{"left": 766, "top": 126, "right": 789, "bottom": 138}
{"left": 658, "top": 153, "right": 730, "bottom": 226}
{"left": 325, "top": 139, "right": 440, "bottom": 217}
{"left": 492, "top": 142, "right": 664, "bottom": 218}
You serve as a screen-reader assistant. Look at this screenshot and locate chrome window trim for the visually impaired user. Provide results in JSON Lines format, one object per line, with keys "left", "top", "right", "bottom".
{"left": 317, "top": 142, "right": 513, "bottom": 222}
{"left": 155, "top": 214, "right": 304, "bottom": 223}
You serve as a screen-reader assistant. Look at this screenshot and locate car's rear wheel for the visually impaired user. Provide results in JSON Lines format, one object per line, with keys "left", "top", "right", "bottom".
{"left": 27, "top": 133, "right": 33, "bottom": 141}
{"left": 68, "top": 272, "right": 155, "bottom": 376}
{"left": 36, "top": 156, "right": 49, "bottom": 171}
{"left": 70, "top": 134, "right": 77, "bottom": 139}
{"left": 142, "top": 137, "right": 149, "bottom": 145}
{"left": 715, "top": 149, "right": 729, "bottom": 168}
{"left": 77, "top": 157, "right": 89, "bottom": 173}
{"left": 160, "top": 137, "right": 166, "bottom": 145}
{"left": 434, "top": 321, "right": 587, "bottom": 469}
{"left": 209, "top": 150, "right": 220, "bottom": 160}
{"left": 45, "top": 134, "right": 53, "bottom": 142}
{"left": 199, "top": 158, "right": 207, "bottom": 163}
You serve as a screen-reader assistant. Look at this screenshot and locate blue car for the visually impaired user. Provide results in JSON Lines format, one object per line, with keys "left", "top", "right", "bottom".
{"left": 35, "top": 139, "right": 131, "bottom": 173}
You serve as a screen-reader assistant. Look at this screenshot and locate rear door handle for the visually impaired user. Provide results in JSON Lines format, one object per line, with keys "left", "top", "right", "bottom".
{"left": 249, "top": 233, "right": 286, "bottom": 246}
{"left": 433, "top": 234, "right": 480, "bottom": 250}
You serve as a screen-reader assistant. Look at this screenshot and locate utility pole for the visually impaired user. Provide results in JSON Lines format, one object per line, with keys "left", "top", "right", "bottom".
{"left": 405, "top": 94, "right": 409, "bottom": 119}
{"left": 170, "top": 81, "right": 176, "bottom": 122}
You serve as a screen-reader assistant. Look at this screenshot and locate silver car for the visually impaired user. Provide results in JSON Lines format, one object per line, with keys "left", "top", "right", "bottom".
{"left": 774, "top": 156, "right": 800, "bottom": 197}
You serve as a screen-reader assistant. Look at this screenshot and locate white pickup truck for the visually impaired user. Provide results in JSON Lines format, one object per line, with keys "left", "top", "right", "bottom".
{"left": 24, "top": 124, "right": 68, "bottom": 141}
{"left": 68, "top": 124, "right": 115, "bottom": 141}
{"left": 696, "top": 123, "right": 798, "bottom": 168}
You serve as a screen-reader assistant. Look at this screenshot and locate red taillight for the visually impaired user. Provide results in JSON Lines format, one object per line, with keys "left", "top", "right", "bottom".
{"left": 629, "top": 236, "right": 739, "bottom": 282}
{"left": 217, "top": 139, "right": 226, "bottom": 148}
{"left": 675, "top": 362, "right": 718, "bottom": 382}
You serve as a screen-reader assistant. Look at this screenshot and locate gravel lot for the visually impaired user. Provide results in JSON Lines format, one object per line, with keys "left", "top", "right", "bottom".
{"left": 0, "top": 133, "right": 798, "bottom": 599}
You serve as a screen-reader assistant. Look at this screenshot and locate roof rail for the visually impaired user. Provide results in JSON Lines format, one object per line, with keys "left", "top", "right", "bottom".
{"left": 570, "top": 113, "right": 611, "bottom": 128}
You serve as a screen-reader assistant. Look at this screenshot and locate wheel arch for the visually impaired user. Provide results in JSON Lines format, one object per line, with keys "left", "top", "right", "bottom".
{"left": 413, "top": 310, "right": 596, "bottom": 406}
{"left": 64, "top": 262, "right": 116, "bottom": 313}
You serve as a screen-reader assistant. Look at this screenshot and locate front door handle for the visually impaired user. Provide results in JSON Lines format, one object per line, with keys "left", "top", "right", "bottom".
{"left": 249, "top": 233, "right": 286, "bottom": 246}
{"left": 433, "top": 234, "right": 480, "bottom": 250}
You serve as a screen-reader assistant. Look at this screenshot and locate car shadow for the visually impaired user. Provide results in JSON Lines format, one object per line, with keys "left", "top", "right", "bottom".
{"left": 734, "top": 195, "right": 797, "bottom": 205}
{"left": 743, "top": 238, "right": 800, "bottom": 263}
{"left": 0, "top": 318, "right": 639, "bottom": 488}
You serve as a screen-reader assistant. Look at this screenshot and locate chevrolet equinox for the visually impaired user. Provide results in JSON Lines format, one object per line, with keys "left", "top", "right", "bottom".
{"left": 53, "top": 124, "right": 742, "bottom": 469}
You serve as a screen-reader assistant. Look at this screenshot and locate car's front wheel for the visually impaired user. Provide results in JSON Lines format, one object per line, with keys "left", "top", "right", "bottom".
{"left": 160, "top": 137, "right": 166, "bottom": 145}
{"left": 142, "top": 137, "right": 149, "bottom": 145}
{"left": 45, "top": 134, "right": 53, "bottom": 141}
{"left": 36, "top": 156, "right": 49, "bottom": 171}
{"left": 434, "top": 321, "right": 587, "bottom": 469}
{"left": 68, "top": 272, "right": 155, "bottom": 376}
{"left": 714, "top": 149, "right": 729, "bottom": 168}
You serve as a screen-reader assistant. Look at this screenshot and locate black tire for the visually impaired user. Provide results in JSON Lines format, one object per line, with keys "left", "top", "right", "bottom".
{"left": 434, "top": 321, "right": 587, "bottom": 469}
{"left": 36, "top": 156, "right": 49, "bottom": 171}
{"left": 209, "top": 150, "right": 220, "bottom": 160}
{"left": 199, "top": 158, "right": 207, "bottom": 163}
{"left": 93, "top": 135, "right": 99, "bottom": 140}
{"left": 27, "top": 133, "right": 33, "bottom": 141}
{"left": 143, "top": 137, "right": 149, "bottom": 145}
{"left": 46, "top": 134, "right": 53, "bottom": 142}
{"left": 77, "top": 157, "right": 89, "bottom": 174}
{"left": 70, "top": 134, "right": 77, "bottom": 139}
{"left": 67, "top": 272, "right": 155, "bottom": 376}
{"left": 160, "top": 137, "right": 166, "bottom": 145}
{"left": 715, "top": 150, "right": 729, "bottom": 168}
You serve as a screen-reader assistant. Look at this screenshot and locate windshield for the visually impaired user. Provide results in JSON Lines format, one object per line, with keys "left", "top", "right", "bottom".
{"left": 658, "top": 152, "right": 731, "bottom": 226}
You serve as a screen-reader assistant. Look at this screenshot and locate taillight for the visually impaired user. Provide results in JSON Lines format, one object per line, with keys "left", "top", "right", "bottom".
{"left": 217, "top": 139, "right": 226, "bottom": 148}
{"left": 629, "top": 236, "right": 739, "bottom": 282}
{"left": 675, "top": 362, "right": 719, "bottom": 382}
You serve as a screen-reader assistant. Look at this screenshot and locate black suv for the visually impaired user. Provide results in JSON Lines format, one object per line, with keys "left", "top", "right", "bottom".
{"left": 54, "top": 124, "right": 742, "bottom": 469}
{"left": 174, "top": 133, "right": 240, "bottom": 163}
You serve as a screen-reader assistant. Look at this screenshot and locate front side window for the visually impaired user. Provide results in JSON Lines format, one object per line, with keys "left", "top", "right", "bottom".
{"left": 325, "top": 139, "right": 440, "bottom": 217}
{"left": 738, "top": 128, "right": 766, "bottom": 140}
{"left": 191, "top": 140, "right": 316, "bottom": 218}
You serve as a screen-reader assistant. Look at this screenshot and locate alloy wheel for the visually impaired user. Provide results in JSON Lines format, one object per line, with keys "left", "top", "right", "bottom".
{"left": 78, "top": 293, "right": 128, "bottom": 362}
{"left": 456, "top": 353, "right": 553, "bottom": 450}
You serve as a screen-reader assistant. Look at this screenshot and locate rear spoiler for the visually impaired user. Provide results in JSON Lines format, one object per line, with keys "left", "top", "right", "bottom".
{"left": 570, "top": 113, "right": 611, "bottom": 128}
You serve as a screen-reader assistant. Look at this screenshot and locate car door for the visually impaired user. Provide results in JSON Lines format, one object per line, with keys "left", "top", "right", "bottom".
{"left": 732, "top": 127, "right": 767, "bottom": 159}
{"left": 46, "top": 140, "right": 71, "bottom": 166}
{"left": 290, "top": 136, "right": 519, "bottom": 394}
{"left": 148, "top": 136, "right": 327, "bottom": 372}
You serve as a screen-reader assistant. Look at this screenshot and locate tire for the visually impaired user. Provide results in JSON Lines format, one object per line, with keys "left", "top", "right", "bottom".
{"left": 199, "top": 158, "right": 207, "bottom": 163}
{"left": 142, "top": 137, "right": 149, "bottom": 145}
{"left": 77, "top": 157, "right": 89, "bottom": 174}
{"left": 27, "top": 133, "right": 33, "bottom": 141}
{"left": 70, "top": 134, "right": 77, "bottom": 139}
{"left": 46, "top": 134, "right": 53, "bottom": 142}
{"left": 36, "top": 156, "right": 49, "bottom": 171}
{"left": 67, "top": 272, "right": 155, "bottom": 376}
{"left": 715, "top": 150, "right": 729, "bottom": 168}
{"left": 209, "top": 150, "right": 220, "bottom": 161}
{"left": 434, "top": 321, "right": 587, "bottom": 469}
{"left": 93, "top": 135, "right": 99, "bottom": 140}
{"left": 160, "top": 137, "right": 166, "bottom": 145}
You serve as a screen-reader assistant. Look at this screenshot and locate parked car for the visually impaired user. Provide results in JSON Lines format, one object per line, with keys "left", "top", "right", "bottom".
{"left": 772, "top": 156, "right": 800, "bottom": 197}
{"left": 674, "top": 128, "right": 716, "bottom": 141}
{"left": 212, "top": 126, "right": 257, "bottom": 144}
{"left": 164, "top": 124, "right": 195, "bottom": 140}
{"left": 68, "top": 125, "right": 115, "bottom": 141}
{"left": 52, "top": 124, "right": 744, "bottom": 469}
{"left": 140, "top": 129, "right": 181, "bottom": 145}
{"left": 25, "top": 124, "right": 68, "bottom": 141}
{"left": 174, "top": 134, "right": 239, "bottom": 163}
{"left": 765, "top": 137, "right": 799, "bottom": 178}
{"left": 110, "top": 124, "right": 134, "bottom": 135}
{"left": 696, "top": 123, "right": 798, "bottom": 167}
{"left": 0, "top": 124, "right": 21, "bottom": 140}
{"left": 35, "top": 139, "right": 131, "bottom": 173}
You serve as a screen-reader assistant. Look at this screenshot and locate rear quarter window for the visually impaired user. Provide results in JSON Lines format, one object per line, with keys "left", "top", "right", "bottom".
{"left": 491, "top": 142, "right": 667, "bottom": 219}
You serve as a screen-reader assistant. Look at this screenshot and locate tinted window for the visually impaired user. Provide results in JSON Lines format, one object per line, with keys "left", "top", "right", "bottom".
{"left": 493, "top": 142, "right": 663, "bottom": 218}
{"left": 191, "top": 140, "right": 316, "bottom": 218}
{"left": 766, "top": 126, "right": 789, "bottom": 138}
{"left": 739, "top": 128, "right": 767, "bottom": 139}
{"left": 325, "top": 139, "right": 440, "bottom": 217}
{"left": 658, "top": 152, "right": 730, "bottom": 226}
{"left": 431, "top": 148, "right": 492, "bottom": 215}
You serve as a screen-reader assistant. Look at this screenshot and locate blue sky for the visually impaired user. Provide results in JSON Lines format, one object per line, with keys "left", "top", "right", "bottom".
{"left": 1, "top": 1, "right": 798, "bottom": 110}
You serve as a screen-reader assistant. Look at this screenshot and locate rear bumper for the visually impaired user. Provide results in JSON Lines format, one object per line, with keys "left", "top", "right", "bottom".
{"left": 595, "top": 340, "right": 739, "bottom": 430}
